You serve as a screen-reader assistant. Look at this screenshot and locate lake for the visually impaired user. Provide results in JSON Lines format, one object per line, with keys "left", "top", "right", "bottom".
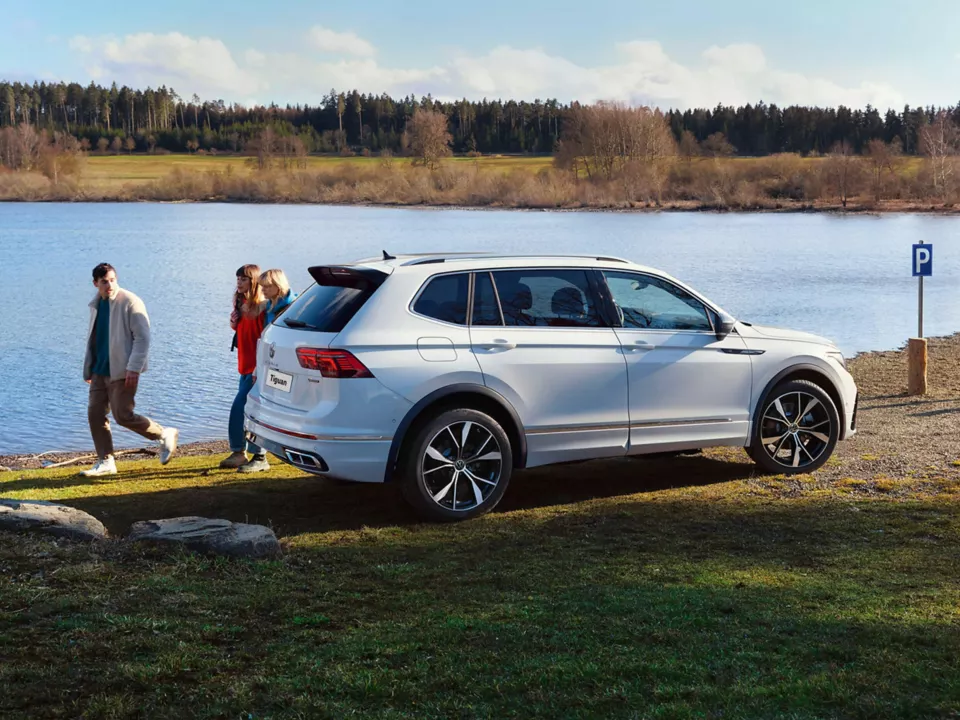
{"left": 2, "top": 203, "right": 958, "bottom": 456}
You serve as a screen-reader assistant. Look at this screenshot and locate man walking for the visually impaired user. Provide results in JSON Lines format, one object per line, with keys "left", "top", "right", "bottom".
{"left": 80, "top": 263, "right": 179, "bottom": 477}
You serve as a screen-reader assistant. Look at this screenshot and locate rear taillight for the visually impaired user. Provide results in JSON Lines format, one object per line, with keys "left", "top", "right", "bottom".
{"left": 295, "top": 348, "right": 373, "bottom": 378}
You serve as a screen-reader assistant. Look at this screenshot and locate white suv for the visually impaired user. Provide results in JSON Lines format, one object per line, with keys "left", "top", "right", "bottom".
{"left": 245, "top": 253, "right": 858, "bottom": 521}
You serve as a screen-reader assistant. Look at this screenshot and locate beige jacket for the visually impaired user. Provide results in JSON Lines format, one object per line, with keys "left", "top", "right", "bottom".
{"left": 83, "top": 288, "right": 151, "bottom": 382}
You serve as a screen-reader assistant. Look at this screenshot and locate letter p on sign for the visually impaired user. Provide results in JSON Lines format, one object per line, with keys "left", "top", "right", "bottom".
{"left": 913, "top": 243, "right": 933, "bottom": 277}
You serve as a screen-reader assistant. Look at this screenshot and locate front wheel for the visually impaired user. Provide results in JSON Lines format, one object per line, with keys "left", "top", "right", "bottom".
{"left": 747, "top": 379, "right": 840, "bottom": 474}
{"left": 400, "top": 408, "right": 513, "bottom": 522}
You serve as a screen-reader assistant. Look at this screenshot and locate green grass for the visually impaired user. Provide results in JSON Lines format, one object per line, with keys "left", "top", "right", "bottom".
{"left": 1, "top": 452, "right": 959, "bottom": 718}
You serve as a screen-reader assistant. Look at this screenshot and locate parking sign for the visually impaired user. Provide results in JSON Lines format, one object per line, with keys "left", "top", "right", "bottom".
{"left": 913, "top": 243, "right": 933, "bottom": 277}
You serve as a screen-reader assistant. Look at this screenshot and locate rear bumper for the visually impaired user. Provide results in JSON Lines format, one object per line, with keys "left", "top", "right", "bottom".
{"left": 244, "top": 416, "right": 391, "bottom": 483}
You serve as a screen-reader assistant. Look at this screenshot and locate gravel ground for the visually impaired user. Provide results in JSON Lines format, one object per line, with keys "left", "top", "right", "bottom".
{"left": 3, "top": 335, "right": 959, "bottom": 480}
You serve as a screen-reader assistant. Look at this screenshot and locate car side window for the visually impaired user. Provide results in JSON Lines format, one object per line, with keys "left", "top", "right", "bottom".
{"left": 491, "top": 270, "right": 602, "bottom": 328}
{"left": 413, "top": 273, "right": 469, "bottom": 325}
{"left": 472, "top": 272, "right": 502, "bottom": 326}
{"left": 604, "top": 272, "right": 713, "bottom": 331}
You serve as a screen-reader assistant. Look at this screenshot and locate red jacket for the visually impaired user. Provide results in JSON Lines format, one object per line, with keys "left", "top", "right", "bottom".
{"left": 236, "top": 312, "right": 264, "bottom": 376}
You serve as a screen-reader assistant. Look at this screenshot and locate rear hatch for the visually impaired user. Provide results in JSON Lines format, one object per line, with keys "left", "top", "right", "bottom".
{"left": 258, "top": 265, "right": 387, "bottom": 411}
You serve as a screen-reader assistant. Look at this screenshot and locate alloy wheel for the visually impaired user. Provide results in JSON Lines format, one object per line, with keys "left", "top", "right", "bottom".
{"left": 420, "top": 421, "right": 503, "bottom": 511}
{"left": 759, "top": 391, "right": 833, "bottom": 469}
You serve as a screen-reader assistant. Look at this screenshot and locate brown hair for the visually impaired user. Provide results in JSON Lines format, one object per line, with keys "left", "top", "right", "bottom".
{"left": 235, "top": 264, "right": 264, "bottom": 317}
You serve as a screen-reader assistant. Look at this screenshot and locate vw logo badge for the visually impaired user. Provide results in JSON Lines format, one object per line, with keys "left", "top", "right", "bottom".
{"left": 268, "top": 343, "right": 276, "bottom": 359}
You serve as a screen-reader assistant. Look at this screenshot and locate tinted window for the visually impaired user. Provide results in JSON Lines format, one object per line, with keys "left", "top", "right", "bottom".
{"left": 281, "top": 283, "right": 374, "bottom": 333}
{"left": 414, "top": 273, "right": 469, "bottom": 325}
{"left": 604, "top": 272, "right": 712, "bottom": 331}
{"left": 472, "top": 272, "right": 502, "bottom": 326}
{"left": 492, "top": 270, "right": 601, "bottom": 327}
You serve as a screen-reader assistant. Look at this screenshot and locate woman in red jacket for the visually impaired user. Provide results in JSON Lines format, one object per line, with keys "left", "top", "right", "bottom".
{"left": 220, "top": 264, "right": 269, "bottom": 472}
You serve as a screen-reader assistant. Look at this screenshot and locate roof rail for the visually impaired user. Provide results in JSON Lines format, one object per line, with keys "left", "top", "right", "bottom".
{"left": 401, "top": 253, "right": 631, "bottom": 266}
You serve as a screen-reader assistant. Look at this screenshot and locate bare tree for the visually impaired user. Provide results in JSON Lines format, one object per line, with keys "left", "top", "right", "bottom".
{"left": 249, "top": 126, "right": 277, "bottom": 170}
{"left": 404, "top": 109, "right": 453, "bottom": 169}
{"left": 701, "top": 132, "right": 736, "bottom": 158}
{"left": 864, "top": 138, "right": 901, "bottom": 203}
{"left": 679, "top": 130, "right": 700, "bottom": 160}
{"left": 40, "top": 131, "right": 82, "bottom": 185}
{"left": 919, "top": 111, "right": 959, "bottom": 200}
{"left": 124, "top": 136, "right": 136, "bottom": 154}
{"left": 554, "top": 101, "right": 677, "bottom": 203}
{"left": 97, "top": 137, "right": 109, "bottom": 154}
{"left": 825, "top": 140, "right": 863, "bottom": 208}
{"left": 110, "top": 136, "right": 123, "bottom": 155}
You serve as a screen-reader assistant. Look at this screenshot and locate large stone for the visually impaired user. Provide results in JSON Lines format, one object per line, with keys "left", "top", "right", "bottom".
{"left": 0, "top": 499, "right": 108, "bottom": 542}
{"left": 126, "top": 517, "right": 282, "bottom": 559}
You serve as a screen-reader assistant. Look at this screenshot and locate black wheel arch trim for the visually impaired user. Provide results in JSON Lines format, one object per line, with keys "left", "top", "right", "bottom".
{"left": 385, "top": 384, "right": 527, "bottom": 482}
{"left": 753, "top": 364, "right": 848, "bottom": 440}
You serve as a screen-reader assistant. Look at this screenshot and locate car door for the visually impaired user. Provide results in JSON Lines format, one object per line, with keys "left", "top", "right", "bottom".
{"left": 469, "top": 268, "right": 630, "bottom": 467}
{"left": 600, "top": 270, "right": 754, "bottom": 452}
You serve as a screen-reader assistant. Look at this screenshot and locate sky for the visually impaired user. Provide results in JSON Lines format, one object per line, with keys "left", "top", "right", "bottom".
{"left": 2, "top": 0, "right": 959, "bottom": 112}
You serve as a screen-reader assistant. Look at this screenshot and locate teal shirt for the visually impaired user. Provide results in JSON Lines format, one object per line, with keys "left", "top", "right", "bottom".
{"left": 91, "top": 297, "right": 111, "bottom": 377}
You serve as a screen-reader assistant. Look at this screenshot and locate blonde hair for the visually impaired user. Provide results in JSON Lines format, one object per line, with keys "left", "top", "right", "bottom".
{"left": 235, "top": 264, "right": 265, "bottom": 317}
{"left": 259, "top": 268, "right": 290, "bottom": 298}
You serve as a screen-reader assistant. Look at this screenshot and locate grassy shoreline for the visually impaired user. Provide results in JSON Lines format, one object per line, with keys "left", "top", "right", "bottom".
{"left": 3, "top": 153, "right": 960, "bottom": 213}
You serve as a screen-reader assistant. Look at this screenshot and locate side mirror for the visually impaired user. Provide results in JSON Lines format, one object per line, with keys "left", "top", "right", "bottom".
{"left": 716, "top": 317, "right": 736, "bottom": 340}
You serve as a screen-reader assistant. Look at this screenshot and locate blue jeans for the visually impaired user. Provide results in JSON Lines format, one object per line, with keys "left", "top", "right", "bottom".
{"left": 229, "top": 374, "right": 262, "bottom": 454}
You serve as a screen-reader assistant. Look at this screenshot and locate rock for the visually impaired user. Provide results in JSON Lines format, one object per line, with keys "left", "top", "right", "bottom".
{"left": 126, "top": 517, "right": 281, "bottom": 559}
{"left": 0, "top": 499, "right": 108, "bottom": 542}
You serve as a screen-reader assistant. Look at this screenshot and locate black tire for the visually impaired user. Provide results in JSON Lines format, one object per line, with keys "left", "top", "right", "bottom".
{"left": 747, "top": 379, "right": 840, "bottom": 475}
{"left": 399, "top": 408, "right": 513, "bottom": 522}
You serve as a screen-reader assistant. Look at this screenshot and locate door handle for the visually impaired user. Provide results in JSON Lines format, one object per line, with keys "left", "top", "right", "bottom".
{"left": 477, "top": 339, "right": 516, "bottom": 351}
{"left": 625, "top": 340, "right": 653, "bottom": 352}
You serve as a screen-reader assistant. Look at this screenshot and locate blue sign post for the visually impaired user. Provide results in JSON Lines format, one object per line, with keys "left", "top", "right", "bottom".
{"left": 912, "top": 242, "right": 933, "bottom": 337}
{"left": 909, "top": 241, "right": 933, "bottom": 396}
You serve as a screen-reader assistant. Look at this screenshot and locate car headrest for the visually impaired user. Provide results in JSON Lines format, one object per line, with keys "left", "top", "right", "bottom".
{"left": 513, "top": 283, "right": 533, "bottom": 311}
{"left": 551, "top": 286, "right": 585, "bottom": 317}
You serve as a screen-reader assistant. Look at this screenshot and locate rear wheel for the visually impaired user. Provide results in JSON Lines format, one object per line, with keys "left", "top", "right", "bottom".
{"left": 400, "top": 408, "right": 513, "bottom": 522}
{"left": 747, "top": 379, "right": 839, "bottom": 474}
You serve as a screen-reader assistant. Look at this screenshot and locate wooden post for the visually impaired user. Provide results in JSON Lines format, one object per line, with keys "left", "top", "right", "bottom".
{"left": 908, "top": 338, "right": 927, "bottom": 396}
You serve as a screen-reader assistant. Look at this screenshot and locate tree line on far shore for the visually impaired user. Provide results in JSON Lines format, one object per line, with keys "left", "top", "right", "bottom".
{"left": 2, "top": 78, "right": 960, "bottom": 158}
{"left": 4, "top": 78, "right": 960, "bottom": 208}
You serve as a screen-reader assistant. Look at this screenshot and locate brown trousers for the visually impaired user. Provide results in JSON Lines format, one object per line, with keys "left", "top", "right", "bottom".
{"left": 88, "top": 375, "right": 163, "bottom": 459}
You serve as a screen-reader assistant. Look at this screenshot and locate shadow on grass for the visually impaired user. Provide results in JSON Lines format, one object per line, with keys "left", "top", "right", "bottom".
{"left": 0, "top": 466, "right": 219, "bottom": 494}
{"left": 61, "top": 453, "right": 756, "bottom": 536}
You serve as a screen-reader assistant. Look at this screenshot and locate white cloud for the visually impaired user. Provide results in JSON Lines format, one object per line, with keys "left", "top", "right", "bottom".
{"left": 66, "top": 30, "right": 907, "bottom": 111}
{"left": 69, "top": 32, "right": 264, "bottom": 99}
{"left": 308, "top": 26, "right": 376, "bottom": 57}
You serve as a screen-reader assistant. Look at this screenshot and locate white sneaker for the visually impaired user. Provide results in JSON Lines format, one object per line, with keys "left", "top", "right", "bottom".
{"left": 81, "top": 456, "right": 117, "bottom": 477}
{"left": 159, "top": 427, "right": 179, "bottom": 465}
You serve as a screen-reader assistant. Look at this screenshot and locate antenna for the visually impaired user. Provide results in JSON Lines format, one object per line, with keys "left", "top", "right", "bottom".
{"left": 382, "top": 250, "right": 396, "bottom": 261}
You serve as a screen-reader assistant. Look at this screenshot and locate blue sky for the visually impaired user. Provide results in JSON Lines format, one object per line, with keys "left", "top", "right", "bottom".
{"left": 3, "top": 0, "right": 959, "bottom": 110}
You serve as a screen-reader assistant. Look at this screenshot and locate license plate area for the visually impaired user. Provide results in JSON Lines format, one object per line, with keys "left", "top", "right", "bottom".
{"left": 266, "top": 368, "right": 293, "bottom": 393}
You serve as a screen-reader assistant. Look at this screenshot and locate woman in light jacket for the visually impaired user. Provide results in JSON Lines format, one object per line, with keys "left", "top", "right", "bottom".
{"left": 260, "top": 268, "right": 298, "bottom": 326}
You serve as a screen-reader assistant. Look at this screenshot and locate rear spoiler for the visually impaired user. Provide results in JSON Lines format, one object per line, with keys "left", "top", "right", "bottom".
{"left": 308, "top": 265, "right": 388, "bottom": 291}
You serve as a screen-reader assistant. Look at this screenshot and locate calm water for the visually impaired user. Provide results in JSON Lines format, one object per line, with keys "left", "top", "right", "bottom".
{"left": 2, "top": 203, "right": 959, "bottom": 455}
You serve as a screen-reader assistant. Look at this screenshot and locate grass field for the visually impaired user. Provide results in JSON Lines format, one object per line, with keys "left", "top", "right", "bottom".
{"left": 78, "top": 153, "right": 555, "bottom": 189}
{"left": 2, "top": 151, "right": 947, "bottom": 211}
{"left": 3, "top": 336, "right": 960, "bottom": 718}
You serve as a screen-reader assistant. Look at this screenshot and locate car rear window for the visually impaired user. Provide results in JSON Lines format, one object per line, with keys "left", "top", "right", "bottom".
{"left": 280, "top": 267, "right": 383, "bottom": 333}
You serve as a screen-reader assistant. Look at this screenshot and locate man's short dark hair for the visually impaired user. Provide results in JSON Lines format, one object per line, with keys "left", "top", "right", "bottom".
{"left": 92, "top": 263, "right": 116, "bottom": 282}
